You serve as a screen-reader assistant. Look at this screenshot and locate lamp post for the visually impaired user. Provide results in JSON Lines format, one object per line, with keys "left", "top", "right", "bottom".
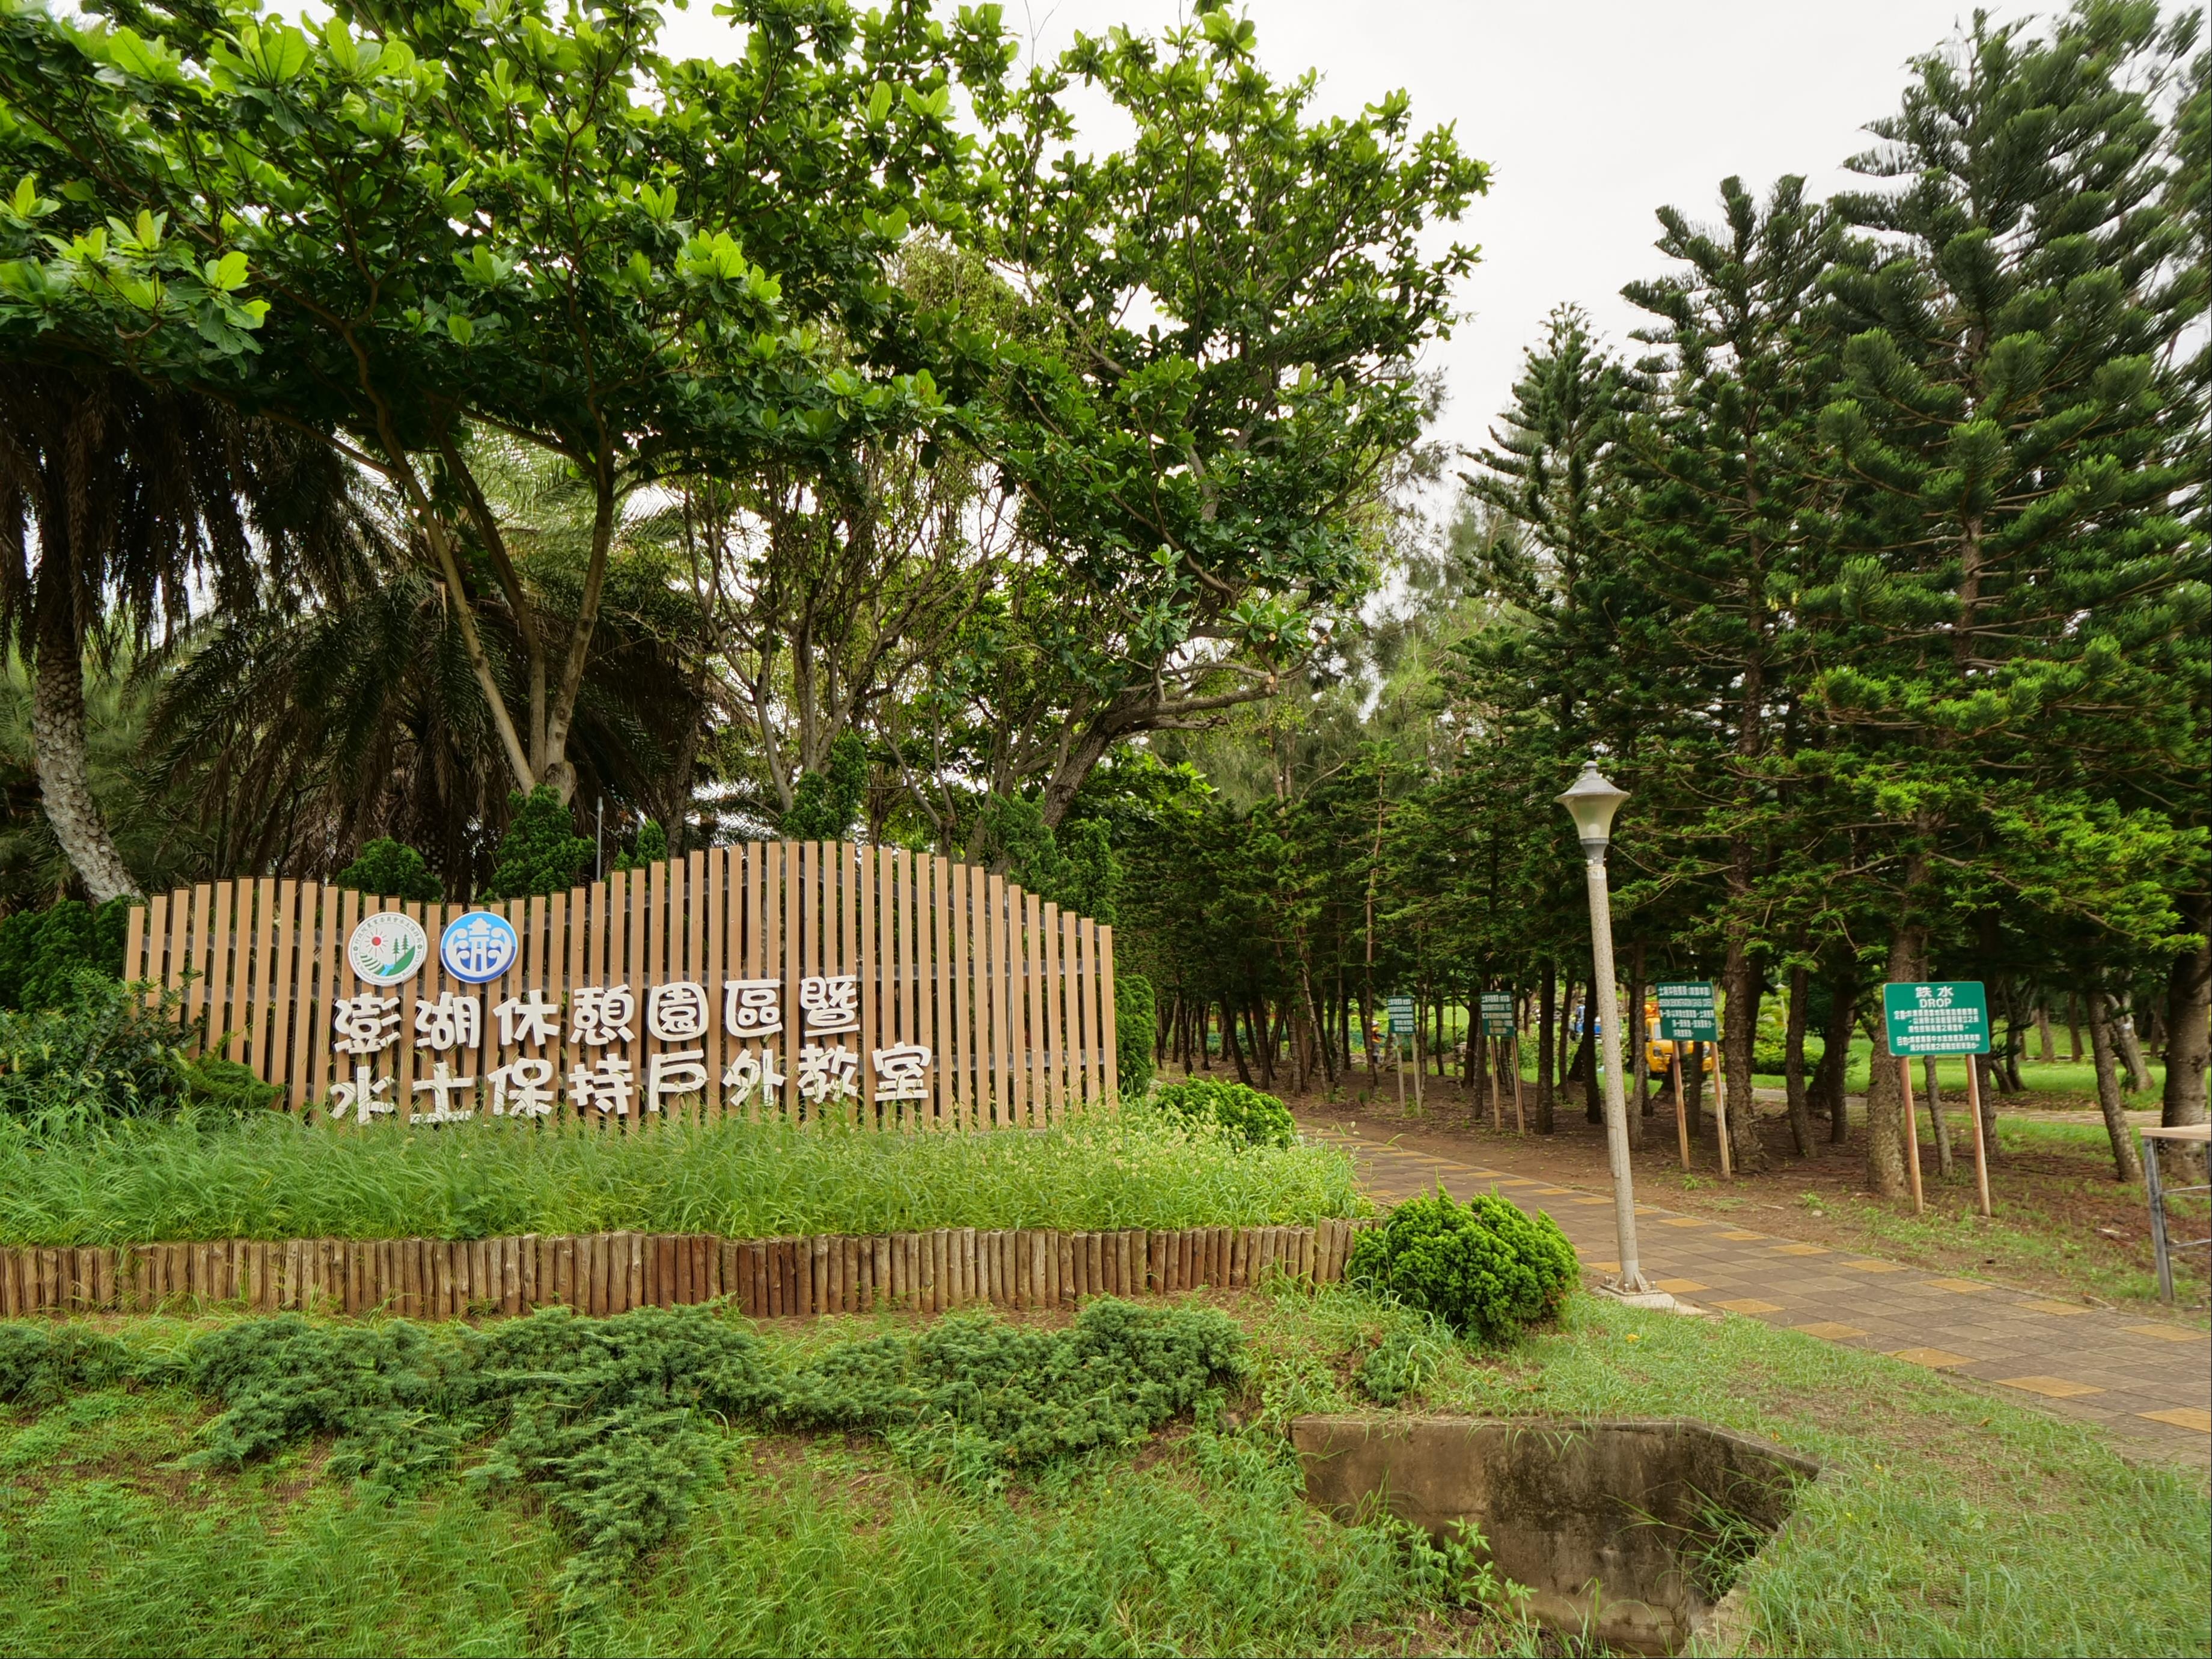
{"left": 1557, "top": 759, "right": 1650, "bottom": 1295}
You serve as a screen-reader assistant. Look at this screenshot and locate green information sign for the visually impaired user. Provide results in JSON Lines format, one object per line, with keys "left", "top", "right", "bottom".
{"left": 1479, "top": 992, "right": 1515, "bottom": 1036}
{"left": 1654, "top": 980, "right": 1719, "bottom": 1043}
{"left": 1882, "top": 982, "right": 1990, "bottom": 1056}
{"left": 1384, "top": 995, "right": 1414, "bottom": 1035}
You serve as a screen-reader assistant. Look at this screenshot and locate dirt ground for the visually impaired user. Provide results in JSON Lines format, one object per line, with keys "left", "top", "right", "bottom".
{"left": 1272, "top": 1065, "right": 2211, "bottom": 1321}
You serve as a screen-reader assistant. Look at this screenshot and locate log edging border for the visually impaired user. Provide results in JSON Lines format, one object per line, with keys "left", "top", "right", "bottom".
{"left": 0, "top": 1220, "right": 1379, "bottom": 1321}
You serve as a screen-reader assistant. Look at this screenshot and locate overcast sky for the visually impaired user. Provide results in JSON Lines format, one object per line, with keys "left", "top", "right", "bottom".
{"left": 658, "top": 0, "right": 2046, "bottom": 466}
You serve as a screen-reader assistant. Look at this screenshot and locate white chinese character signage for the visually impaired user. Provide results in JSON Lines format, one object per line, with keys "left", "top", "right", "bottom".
{"left": 126, "top": 843, "right": 1119, "bottom": 1128}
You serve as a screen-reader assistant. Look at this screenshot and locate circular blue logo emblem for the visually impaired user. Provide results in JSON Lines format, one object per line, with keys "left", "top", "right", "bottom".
{"left": 439, "top": 911, "right": 519, "bottom": 983}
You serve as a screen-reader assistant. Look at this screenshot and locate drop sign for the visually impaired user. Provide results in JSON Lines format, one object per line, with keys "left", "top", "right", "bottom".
{"left": 1882, "top": 982, "right": 1991, "bottom": 1056}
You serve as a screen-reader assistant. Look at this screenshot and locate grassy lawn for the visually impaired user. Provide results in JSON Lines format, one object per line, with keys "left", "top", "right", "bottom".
{"left": 1, "top": 1286, "right": 2204, "bottom": 1657}
{"left": 0, "top": 1110, "right": 1364, "bottom": 1247}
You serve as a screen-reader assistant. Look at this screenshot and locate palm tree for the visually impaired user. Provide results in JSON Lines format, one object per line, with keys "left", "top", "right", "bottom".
{"left": 0, "top": 367, "right": 363, "bottom": 900}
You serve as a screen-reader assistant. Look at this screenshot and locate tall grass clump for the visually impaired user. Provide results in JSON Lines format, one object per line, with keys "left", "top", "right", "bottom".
{"left": 0, "top": 1105, "right": 1365, "bottom": 1246}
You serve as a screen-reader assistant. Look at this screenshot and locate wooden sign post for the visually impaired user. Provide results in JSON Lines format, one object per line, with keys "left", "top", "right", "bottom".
{"left": 1654, "top": 981, "right": 1720, "bottom": 1173}
{"left": 1883, "top": 982, "right": 1993, "bottom": 1217}
{"left": 1479, "top": 991, "right": 1519, "bottom": 1133}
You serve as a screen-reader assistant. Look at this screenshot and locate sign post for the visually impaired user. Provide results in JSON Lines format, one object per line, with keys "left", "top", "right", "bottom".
{"left": 1386, "top": 995, "right": 1414, "bottom": 1114}
{"left": 1883, "top": 982, "right": 1993, "bottom": 1217}
{"left": 1480, "top": 991, "right": 1517, "bottom": 1132}
{"left": 1654, "top": 981, "right": 1722, "bottom": 1175}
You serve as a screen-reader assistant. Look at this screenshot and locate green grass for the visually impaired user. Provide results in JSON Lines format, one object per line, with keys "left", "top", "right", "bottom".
{"left": 2, "top": 1288, "right": 2202, "bottom": 1656}
{"left": 0, "top": 1108, "right": 1366, "bottom": 1247}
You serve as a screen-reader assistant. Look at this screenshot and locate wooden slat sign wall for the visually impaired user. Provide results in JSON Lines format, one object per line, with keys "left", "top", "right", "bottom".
{"left": 123, "top": 842, "right": 1117, "bottom": 1128}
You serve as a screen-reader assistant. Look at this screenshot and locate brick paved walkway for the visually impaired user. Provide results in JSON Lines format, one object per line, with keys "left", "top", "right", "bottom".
{"left": 1312, "top": 1122, "right": 2212, "bottom": 1462}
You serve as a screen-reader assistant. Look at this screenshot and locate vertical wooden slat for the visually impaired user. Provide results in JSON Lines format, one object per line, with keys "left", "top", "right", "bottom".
{"left": 124, "top": 897, "right": 146, "bottom": 988}
{"left": 839, "top": 842, "right": 860, "bottom": 1129}
{"left": 181, "top": 884, "right": 213, "bottom": 1046}
{"left": 995, "top": 874, "right": 1018, "bottom": 1126}
{"left": 284, "top": 881, "right": 317, "bottom": 1110}
{"left": 1022, "top": 888, "right": 1044, "bottom": 1126}
{"left": 240, "top": 879, "right": 275, "bottom": 1078}
{"left": 1099, "top": 922, "right": 1119, "bottom": 1104}
{"left": 1078, "top": 917, "right": 1101, "bottom": 1105}
{"left": 700, "top": 848, "right": 723, "bottom": 1119}
{"left": 858, "top": 843, "right": 878, "bottom": 1125}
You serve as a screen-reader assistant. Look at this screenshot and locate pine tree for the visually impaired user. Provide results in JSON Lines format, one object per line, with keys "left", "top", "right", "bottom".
{"left": 1812, "top": 1, "right": 2202, "bottom": 1193}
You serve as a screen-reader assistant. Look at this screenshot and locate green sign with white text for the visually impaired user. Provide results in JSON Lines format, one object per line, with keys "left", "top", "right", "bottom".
{"left": 1654, "top": 980, "right": 1719, "bottom": 1042}
{"left": 1479, "top": 992, "right": 1515, "bottom": 1036}
{"left": 1384, "top": 995, "right": 1414, "bottom": 1035}
{"left": 1882, "top": 981, "right": 1991, "bottom": 1056}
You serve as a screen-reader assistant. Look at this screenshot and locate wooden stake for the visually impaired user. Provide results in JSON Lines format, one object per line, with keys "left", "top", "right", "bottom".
{"left": 1712, "top": 1042, "right": 1734, "bottom": 1180}
{"left": 1964, "top": 1053, "right": 1993, "bottom": 1218}
{"left": 1670, "top": 1049, "right": 1690, "bottom": 1168}
{"left": 1898, "top": 1057, "right": 1925, "bottom": 1214}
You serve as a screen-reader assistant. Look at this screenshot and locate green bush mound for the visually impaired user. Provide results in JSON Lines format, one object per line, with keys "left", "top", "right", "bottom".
{"left": 1346, "top": 1190, "right": 1578, "bottom": 1343}
{"left": 1149, "top": 1078, "right": 1295, "bottom": 1149}
{"left": 0, "top": 1298, "right": 1242, "bottom": 1595}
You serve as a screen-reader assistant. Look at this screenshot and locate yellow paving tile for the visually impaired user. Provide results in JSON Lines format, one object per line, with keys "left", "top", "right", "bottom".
{"left": 1927, "top": 1278, "right": 1991, "bottom": 1294}
{"left": 1496, "top": 1179, "right": 1541, "bottom": 1188}
{"left": 1715, "top": 1298, "right": 1784, "bottom": 1315}
{"left": 1572, "top": 1197, "right": 1612, "bottom": 1206}
{"left": 1773, "top": 1243, "right": 1830, "bottom": 1256}
{"left": 2016, "top": 1299, "right": 2094, "bottom": 1316}
{"left": 1655, "top": 1278, "right": 1709, "bottom": 1294}
{"left": 1791, "top": 1321, "right": 1867, "bottom": 1339}
{"left": 1844, "top": 1260, "right": 1908, "bottom": 1273}
{"left": 1721, "top": 1229, "right": 1765, "bottom": 1240}
{"left": 1889, "top": 1347, "right": 1974, "bottom": 1368}
{"left": 1994, "top": 1375, "right": 2104, "bottom": 1399}
{"left": 1535, "top": 1187, "right": 1576, "bottom": 1195}
{"left": 1661, "top": 1216, "right": 1712, "bottom": 1227}
{"left": 2122, "top": 1324, "right": 2207, "bottom": 1343}
{"left": 2137, "top": 1408, "right": 2212, "bottom": 1433}
{"left": 1586, "top": 1260, "right": 1621, "bottom": 1273}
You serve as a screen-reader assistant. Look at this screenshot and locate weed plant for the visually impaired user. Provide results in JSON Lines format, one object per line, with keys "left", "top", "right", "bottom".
{"left": 0, "top": 1106, "right": 1364, "bottom": 1247}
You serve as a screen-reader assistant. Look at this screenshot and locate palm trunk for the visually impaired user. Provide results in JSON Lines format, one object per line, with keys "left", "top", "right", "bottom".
{"left": 29, "top": 594, "right": 137, "bottom": 903}
{"left": 2086, "top": 991, "right": 2143, "bottom": 1182}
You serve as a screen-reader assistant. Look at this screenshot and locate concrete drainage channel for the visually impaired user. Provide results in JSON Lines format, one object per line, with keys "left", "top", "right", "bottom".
{"left": 1292, "top": 1415, "right": 1817, "bottom": 1655}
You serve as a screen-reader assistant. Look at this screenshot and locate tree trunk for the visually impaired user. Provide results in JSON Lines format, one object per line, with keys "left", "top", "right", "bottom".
{"left": 2066, "top": 992, "right": 2083, "bottom": 1062}
{"left": 2035, "top": 1002, "right": 2056, "bottom": 1062}
{"left": 1625, "top": 949, "right": 1647, "bottom": 1147}
{"left": 1571, "top": 1027, "right": 1598, "bottom": 1123}
{"left": 1783, "top": 964, "right": 1813, "bottom": 1156}
{"left": 1818, "top": 971, "right": 1856, "bottom": 1144}
{"left": 1536, "top": 966, "right": 1557, "bottom": 1134}
{"left": 1720, "top": 944, "right": 1767, "bottom": 1172}
{"left": 29, "top": 592, "right": 138, "bottom": 903}
{"left": 2114, "top": 1001, "right": 2153, "bottom": 1093}
{"left": 1865, "top": 925, "right": 1919, "bottom": 1198}
{"left": 2085, "top": 991, "right": 2143, "bottom": 1182}
{"left": 1220, "top": 1000, "right": 1251, "bottom": 1085}
{"left": 1922, "top": 1056, "right": 1954, "bottom": 1178}
{"left": 2159, "top": 900, "right": 2210, "bottom": 1182}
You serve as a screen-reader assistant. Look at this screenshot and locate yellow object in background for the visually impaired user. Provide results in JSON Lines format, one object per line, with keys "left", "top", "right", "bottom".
{"left": 1642, "top": 998, "right": 1715, "bottom": 1075}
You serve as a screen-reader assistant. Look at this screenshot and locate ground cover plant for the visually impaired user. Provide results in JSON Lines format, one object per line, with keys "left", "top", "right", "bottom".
{"left": 1, "top": 1285, "right": 2205, "bottom": 1657}
{"left": 0, "top": 1107, "right": 1363, "bottom": 1247}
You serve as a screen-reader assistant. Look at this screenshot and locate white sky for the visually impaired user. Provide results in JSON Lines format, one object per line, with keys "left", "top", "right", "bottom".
{"left": 658, "top": 0, "right": 2038, "bottom": 462}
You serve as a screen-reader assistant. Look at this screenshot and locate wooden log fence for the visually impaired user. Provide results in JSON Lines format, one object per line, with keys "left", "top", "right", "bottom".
{"left": 0, "top": 1220, "right": 1379, "bottom": 1321}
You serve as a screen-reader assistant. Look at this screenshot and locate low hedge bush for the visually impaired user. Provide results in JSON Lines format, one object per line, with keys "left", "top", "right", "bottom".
{"left": 1149, "top": 1078, "right": 1295, "bottom": 1149}
{"left": 1345, "top": 1189, "right": 1577, "bottom": 1343}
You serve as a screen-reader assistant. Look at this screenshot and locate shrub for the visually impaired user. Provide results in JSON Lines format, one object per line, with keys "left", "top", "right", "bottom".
{"left": 0, "top": 897, "right": 133, "bottom": 1011}
{"left": 484, "top": 786, "right": 594, "bottom": 900}
{"left": 1345, "top": 1189, "right": 1577, "bottom": 1343}
{"left": 0, "top": 974, "right": 204, "bottom": 1128}
{"left": 1151, "top": 1077, "right": 1295, "bottom": 1149}
{"left": 1116, "top": 972, "right": 1157, "bottom": 1098}
{"left": 332, "top": 837, "right": 444, "bottom": 903}
{"left": 613, "top": 818, "right": 669, "bottom": 873}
